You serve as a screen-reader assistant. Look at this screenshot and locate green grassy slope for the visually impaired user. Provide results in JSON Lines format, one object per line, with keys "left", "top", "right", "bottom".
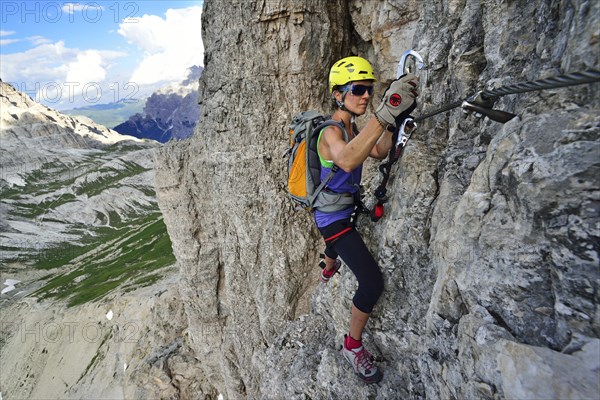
{"left": 0, "top": 144, "right": 176, "bottom": 307}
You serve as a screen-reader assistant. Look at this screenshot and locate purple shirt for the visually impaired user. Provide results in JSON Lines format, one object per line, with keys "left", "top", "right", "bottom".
{"left": 314, "top": 163, "right": 362, "bottom": 228}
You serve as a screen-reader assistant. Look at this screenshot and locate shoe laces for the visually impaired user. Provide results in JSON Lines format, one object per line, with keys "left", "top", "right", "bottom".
{"left": 353, "top": 347, "right": 375, "bottom": 371}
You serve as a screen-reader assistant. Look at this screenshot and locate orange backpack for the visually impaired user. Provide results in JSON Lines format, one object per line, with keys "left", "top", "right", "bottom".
{"left": 285, "top": 111, "right": 353, "bottom": 212}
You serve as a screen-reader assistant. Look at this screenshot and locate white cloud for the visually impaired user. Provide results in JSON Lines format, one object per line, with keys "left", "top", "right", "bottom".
{"left": 0, "top": 30, "right": 19, "bottom": 45}
{"left": 66, "top": 50, "right": 107, "bottom": 84}
{"left": 1, "top": 41, "right": 125, "bottom": 84}
{"left": 0, "top": 41, "right": 127, "bottom": 107}
{"left": 27, "top": 36, "right": 52, "bottom": 45}
{"left": 62, "top": 3, "right": 104, "bottom": 14}
{"left": 0, "top": 34, "right": 51, "bottom": 47}
{"left": 117, "top": 6, "right": 203, "bottom": 85}
{"left": 0, "top": 39, "right": 20, "bottom": 46}
{"left": 1, "top": 41, "right": 75, "bottom": 83}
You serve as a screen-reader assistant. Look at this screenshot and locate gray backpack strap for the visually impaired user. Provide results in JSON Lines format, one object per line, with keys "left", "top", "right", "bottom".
{"left": 308, "top": 167, "right": 336, "bottom": 206}
{"left": 313, "top": 192, "right": 355, "bottom": 212}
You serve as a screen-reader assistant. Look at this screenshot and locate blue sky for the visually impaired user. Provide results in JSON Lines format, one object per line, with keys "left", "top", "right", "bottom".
{"left": 0, "top": 1, "right": 204, "bottom": 109}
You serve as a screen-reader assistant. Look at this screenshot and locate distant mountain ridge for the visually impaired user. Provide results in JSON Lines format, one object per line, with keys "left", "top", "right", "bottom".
{"left": 113, "top": 66, "right": 202, "bottom": 143}
{"left": 62, "top": 98, "right": 145, "bottom": 130}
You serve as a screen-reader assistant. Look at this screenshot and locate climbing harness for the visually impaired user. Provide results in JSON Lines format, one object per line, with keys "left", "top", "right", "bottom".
{"left": 370, "top": 50, "right": 600, "bottom": 222}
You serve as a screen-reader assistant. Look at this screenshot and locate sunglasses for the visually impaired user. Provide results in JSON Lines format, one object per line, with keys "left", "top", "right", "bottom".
{"left": 341, "top": 84, "right": 374, "bottom": 96}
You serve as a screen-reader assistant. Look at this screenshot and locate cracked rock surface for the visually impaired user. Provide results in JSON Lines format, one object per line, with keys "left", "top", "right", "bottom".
{"left": 155, "top": 1, "right": 599, "bottom": 398}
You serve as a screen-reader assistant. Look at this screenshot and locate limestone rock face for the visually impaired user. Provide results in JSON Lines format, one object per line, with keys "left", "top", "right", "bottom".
{"left": 155, "top": 1, "right": 599, "bottom": 398}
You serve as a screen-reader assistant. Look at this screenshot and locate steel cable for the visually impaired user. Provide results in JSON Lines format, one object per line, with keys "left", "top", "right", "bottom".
{"left": 413, "top": 69, "right": 600, "bottom": 123}
{"left": 482, "top": 69, "right": 600, "bottom": 98}
{"left": 414, "top": 100, "right": 463, "bottom": 123}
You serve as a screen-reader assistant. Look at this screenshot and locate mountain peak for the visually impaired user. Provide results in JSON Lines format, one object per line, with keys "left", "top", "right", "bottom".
{"left": 112, "top": 66, "right": 202, "bottom": 143}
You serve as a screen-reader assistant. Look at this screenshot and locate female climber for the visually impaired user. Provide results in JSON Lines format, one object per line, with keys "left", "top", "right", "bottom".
{"left": 316, "top": 56, "right": 418, "bottom": 383}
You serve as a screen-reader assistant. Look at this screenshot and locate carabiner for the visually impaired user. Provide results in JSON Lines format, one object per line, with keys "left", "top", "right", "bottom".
{"left": 395, "top": 118, "right": 417, "bottom": 148}
{"left": 397, "top": 50, "right": 425, "bottom": 78}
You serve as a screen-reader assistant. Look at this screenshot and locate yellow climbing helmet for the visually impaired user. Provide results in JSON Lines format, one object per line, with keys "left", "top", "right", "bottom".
{"left": 329, "top": 56, "right": 376, "bottom": 93}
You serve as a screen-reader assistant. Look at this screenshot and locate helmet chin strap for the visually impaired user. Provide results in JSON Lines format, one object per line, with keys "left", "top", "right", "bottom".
{"left": 335, "top": 90, "right": 359, "bottom": 119}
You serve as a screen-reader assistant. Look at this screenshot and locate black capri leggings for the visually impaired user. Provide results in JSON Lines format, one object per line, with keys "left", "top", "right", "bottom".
{"left": 318, "top": 218, "right": 384, "bottom": 313}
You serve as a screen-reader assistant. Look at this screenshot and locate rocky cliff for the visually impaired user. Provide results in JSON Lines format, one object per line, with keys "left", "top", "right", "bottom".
{"left": 155, "top": 1, "right": 599, "bottom": 399}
